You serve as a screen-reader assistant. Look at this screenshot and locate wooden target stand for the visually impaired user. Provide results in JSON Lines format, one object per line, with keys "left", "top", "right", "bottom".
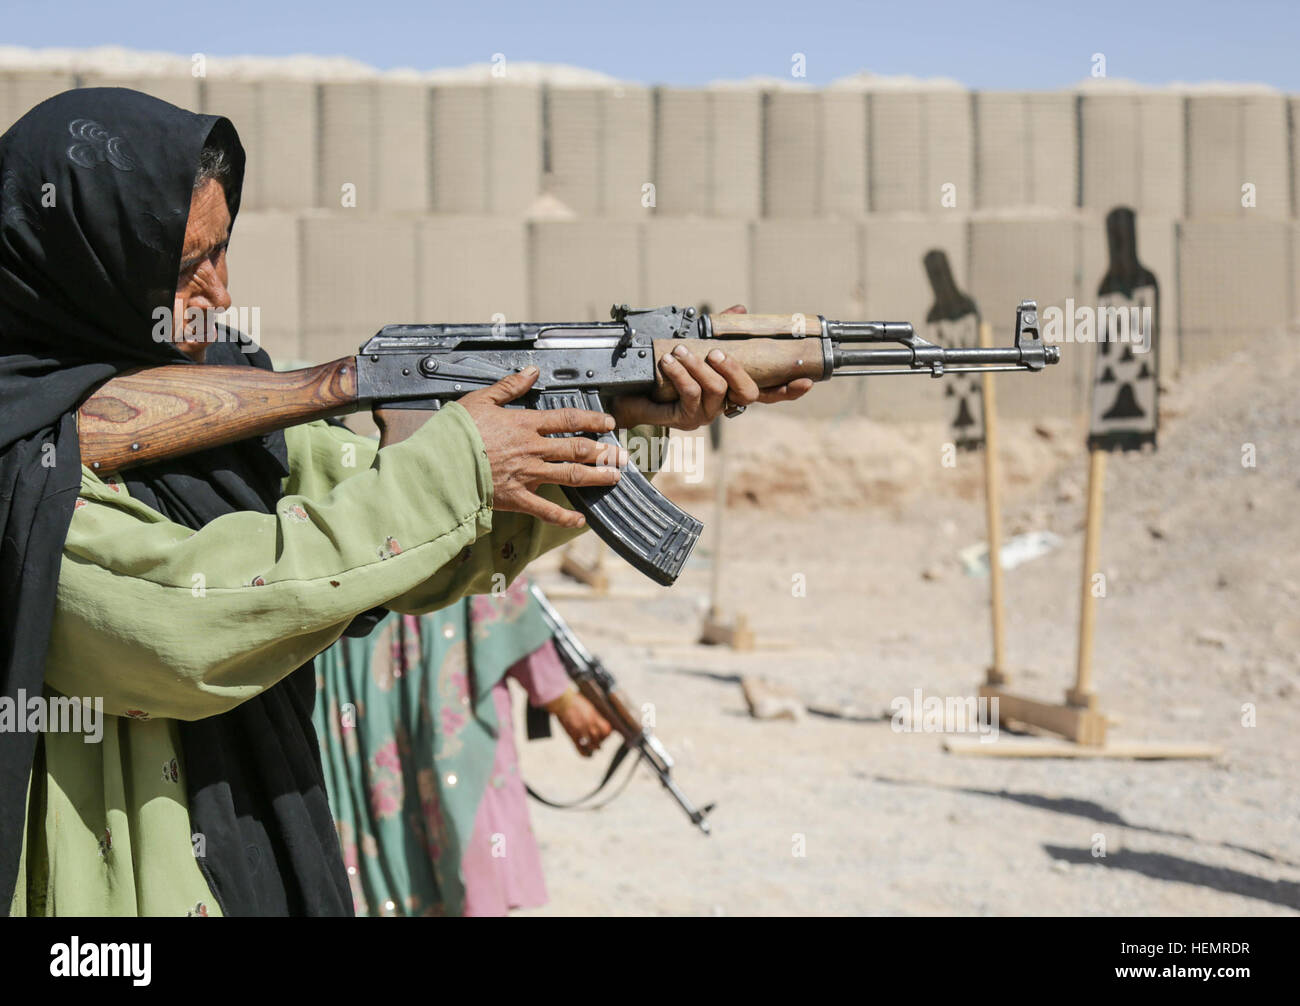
{"left": 949, "top": 322, "right": 1217, "bottom": 759}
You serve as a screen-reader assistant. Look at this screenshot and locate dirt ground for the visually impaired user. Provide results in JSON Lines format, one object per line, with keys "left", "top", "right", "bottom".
{"left": 513, "top": 331, "right": 1299, "bottom": 916}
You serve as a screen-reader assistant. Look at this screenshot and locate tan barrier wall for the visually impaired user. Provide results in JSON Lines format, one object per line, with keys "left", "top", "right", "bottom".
{"left": 1186, "top": 95, "right": 1289, "bottom": 218}
{"left": 1, "top": 68, "right": 1295, "bottom": 420}
{"left": 869, "top": 90, "right": 973, "bottom": 214}
{"left": 1079, "top": 92, "right": 1185, "bottom": 218}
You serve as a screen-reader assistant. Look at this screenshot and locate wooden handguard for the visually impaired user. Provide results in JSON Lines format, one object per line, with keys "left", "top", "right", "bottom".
{"left": 78, "top": 358, "right": 359, "bottom": 472}
{"left": 649, "top": 337, "right": 827, "bottom": 403}
{"left": 708, "top": 312, "right": 820, "bottom": 336}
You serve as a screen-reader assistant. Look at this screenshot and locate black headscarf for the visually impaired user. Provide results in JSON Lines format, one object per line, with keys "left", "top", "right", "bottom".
{"left": 0, "top": 88, "right": 351, "bottom": 916}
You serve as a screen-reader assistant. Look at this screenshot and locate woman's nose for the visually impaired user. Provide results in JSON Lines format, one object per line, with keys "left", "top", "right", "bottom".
{"left": 210, "top": 278, "right": 232, "bottom": 312}
{"left": 193, "top": 266, "right": 232, "bottom": 312}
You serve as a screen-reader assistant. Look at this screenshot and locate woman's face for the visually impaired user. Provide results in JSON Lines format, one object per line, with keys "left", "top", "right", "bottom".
{"left": 172, "top": 178, "right": 231, "bottom": 361}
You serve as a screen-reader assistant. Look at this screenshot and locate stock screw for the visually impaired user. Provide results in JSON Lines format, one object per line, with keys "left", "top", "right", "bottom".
{"left": 131, "top": 443, "right": 140, "bottom": 451}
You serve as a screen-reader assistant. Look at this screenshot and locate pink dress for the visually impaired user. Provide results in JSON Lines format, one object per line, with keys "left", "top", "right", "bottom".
{"left": 459, "top": 640, "right": 571, "bottom": 916}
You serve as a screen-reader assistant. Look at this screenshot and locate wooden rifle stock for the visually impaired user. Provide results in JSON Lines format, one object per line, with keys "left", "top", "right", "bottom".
{"left": 77, "top": 357, "right": 360, "bottom": 472}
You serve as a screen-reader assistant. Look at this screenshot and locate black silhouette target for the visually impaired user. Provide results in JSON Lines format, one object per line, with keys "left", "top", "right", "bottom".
{"left": 923, "top": 249, "right": 983, "bottom": 450}
{"left": 936, "top": 313, "right": 983, "bottom": 447}
{"left": 1089, "top": 208, "right": 1159, "bottom": 451}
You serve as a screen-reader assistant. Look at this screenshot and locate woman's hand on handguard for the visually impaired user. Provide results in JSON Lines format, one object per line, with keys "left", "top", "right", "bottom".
{"left": 609, "top": 305, "right": 814, "bottom": 431}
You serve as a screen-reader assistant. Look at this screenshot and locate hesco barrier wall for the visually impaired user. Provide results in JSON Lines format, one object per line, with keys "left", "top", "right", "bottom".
{"left": 1, "top": 65, "right": 1295, "bottom": 420}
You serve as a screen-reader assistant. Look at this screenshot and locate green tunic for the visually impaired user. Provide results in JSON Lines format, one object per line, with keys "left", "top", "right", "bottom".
{"left": 10, "top": 404, "right": 634, "bottom": 916}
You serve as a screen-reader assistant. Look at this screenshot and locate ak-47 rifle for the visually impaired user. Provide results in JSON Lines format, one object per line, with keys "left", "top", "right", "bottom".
{"left": 524, "top": 582, "right": 715, "bottom": 834}
{"left": 78, "top": 300, "right": 1057, "bottom": 585}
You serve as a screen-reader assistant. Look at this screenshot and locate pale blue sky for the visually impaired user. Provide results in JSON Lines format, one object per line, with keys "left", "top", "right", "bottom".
{"left": 3, "top": 0, "right": 1297, "bottom": 90}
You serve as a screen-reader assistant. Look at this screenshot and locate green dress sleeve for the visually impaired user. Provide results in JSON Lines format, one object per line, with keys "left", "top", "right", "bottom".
{"left": 268, "top": 416, "right": 671, "bottom": 615}
{"left": 45, "top": 406, "right": 667, "bottom": 723}
{"left": 47, "top": 404, "right": 540, "bottom": 721}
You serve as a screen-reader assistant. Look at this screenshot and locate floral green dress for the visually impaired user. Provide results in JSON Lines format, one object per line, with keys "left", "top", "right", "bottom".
{"left": 313, "top": 575, "right": 557, "bottom": 916}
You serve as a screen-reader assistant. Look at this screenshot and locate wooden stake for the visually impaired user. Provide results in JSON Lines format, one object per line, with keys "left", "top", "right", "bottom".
{"left": 708, "top": 424, "right": 726, "bottom": 615}
{"left": 1068, "top": 448, "right": 1107, "bottom": 709}
{"left": 979, "top": 321, "right": 1009, "bottom": 686}
{"left": 699, "top": 421, "right": 754, "bottom": 650}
